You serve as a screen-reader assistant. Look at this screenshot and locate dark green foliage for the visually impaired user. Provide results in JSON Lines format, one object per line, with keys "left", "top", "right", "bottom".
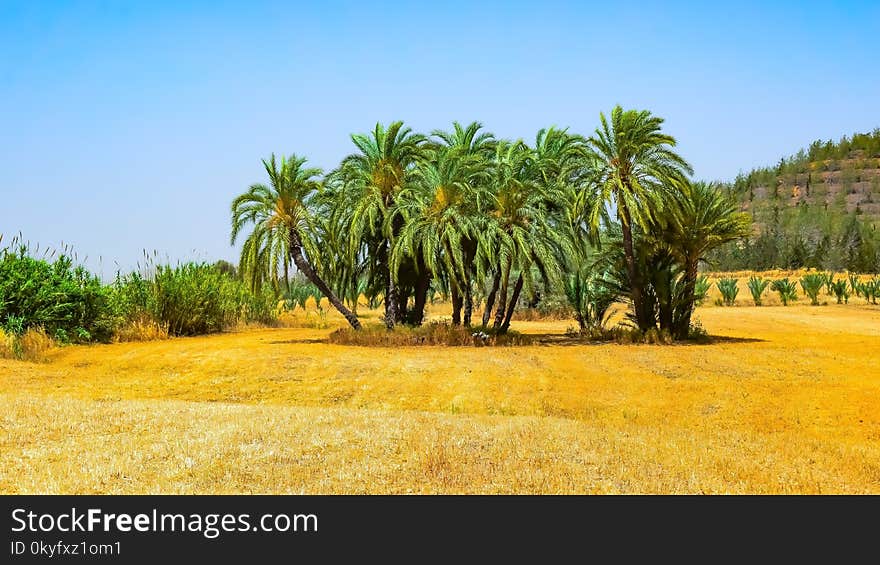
{"left": 747, "top": 276, "right": 770, "bottom": 306}
{"left": 771, "top": 279, "right": 799, "bottom": 306}
{"left": 799, "top": 273, "right": 825, "bottom": 305}
{"left": 716, "top": 278, "right": 739, "bottom": 306}
{"left": 0, "top": 246, "right": 113, "bottom": 342}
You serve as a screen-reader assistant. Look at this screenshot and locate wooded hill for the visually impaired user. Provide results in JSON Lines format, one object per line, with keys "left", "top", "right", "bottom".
{"left": 709, "top": 129, "right": 880, "bottom": 272}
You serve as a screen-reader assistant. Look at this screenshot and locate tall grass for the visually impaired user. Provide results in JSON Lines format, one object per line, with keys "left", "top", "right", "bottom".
{"left": 0, "top": 326, "right": 54, "bottom": 361}
{"left": 111, "top": 263, "right": 279, "bottom": 336}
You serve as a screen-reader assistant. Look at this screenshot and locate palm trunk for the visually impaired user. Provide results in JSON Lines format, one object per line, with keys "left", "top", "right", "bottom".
{"left": 500, "top": 274, "right": 523, "bottom": 332}
{"left": 463, "top": 282, "right": 473, "bottom": 327}
{"left": 451, "top": 285, "right": 463, "bottom": 325}
{"left": 674, "top": 259, "right": 699, "bottom": 340}
{"left": 289, "top": 231, "right": 360, "bottom": 330}
{"left": 397, "top": 291, "right": 408, "bottom": 324}
{"left": 618, "top": 199, "right": 648, "bottom": 331}
{"left": 482, "top": 270, "right": 501, "bottom": 327}
{"left": 493, "top": 264, "right": 511, "bottom": 329}
{"left": 380, "top": 240, "right": 398, "bottom": 330}
{"left": 410, "top": 267, "right": 431, "bottom": 326}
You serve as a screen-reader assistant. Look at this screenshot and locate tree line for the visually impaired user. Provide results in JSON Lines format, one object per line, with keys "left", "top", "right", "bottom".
{"left": 711, "top": 129, "right": 880, "bottom": 272}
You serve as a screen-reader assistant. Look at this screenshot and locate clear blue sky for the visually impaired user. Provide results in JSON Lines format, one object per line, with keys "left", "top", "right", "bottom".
{"left": 2, "top": 0, "right": 878, "bottom": 275}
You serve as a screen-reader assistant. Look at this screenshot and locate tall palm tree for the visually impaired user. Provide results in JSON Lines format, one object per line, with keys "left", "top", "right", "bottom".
{"left": 484, "top": 141, "right": 571, "bottom": 332}
{"left": 391, "top": 149, "right": 487, "bottom": 325}
{"left": 578, "top": 106, "right": 693, "bottom": 331}
{"left": 231, "top": 154, "right": 361, "bottom": 329}
{"left": 335, "top": 121, "right": 426, "bottom": 328}
{"left": 429, "top": 121, "right": 496, "bottom": 324}
{"left": 663, "top": 181, "right": 751, "bottom": 338}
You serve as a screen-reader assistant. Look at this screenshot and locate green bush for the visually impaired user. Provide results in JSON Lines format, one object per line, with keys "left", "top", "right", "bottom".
{"left": 849, "top": 274, "right": 861, "bottom": 298}
{"left": 694, "top": 275, "right": 711, "bottom": 306}
{"left": 111, "top": 262, "right": 278, "bottom": 336}
{"left": 860, "top": 279, "right": 879, "bottom": 304}
{"left": 747, "top": 276, "right": 770, "bottom": 306}
{"left": 800, "top": 273, "right": 826, "bottom": 305}
{"left": 829, "top": 279, "right": 849, "bottom": 304}
{"left": 771, "top": 278, "right": 798, "bottom": 306}
{"left": 0, "top": 246, "right": 113, "bottom": 342}
{"left": 564, "top": 269, "right": 618, "bottom": 332}
{"left": 716, "top": 278, "right": 739, "bottom": 306}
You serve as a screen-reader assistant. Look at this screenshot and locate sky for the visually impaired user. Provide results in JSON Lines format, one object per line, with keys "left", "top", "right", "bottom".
{"left": 1, "top": 0, "right": 878, "bottom": 275}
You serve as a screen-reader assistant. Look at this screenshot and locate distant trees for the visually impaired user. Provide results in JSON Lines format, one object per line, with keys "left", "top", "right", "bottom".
{"left": 711, "top": 129, "right": 880, "bottom": 273}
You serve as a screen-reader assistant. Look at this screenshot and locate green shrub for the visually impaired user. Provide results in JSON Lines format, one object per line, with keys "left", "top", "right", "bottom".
{"left": 829, "top": 279, "right": 849, "bottom": 304}
{"left": 716, "top": 278, "right": 739, "bottom": 306}
{"left": 0, "top": 246, "right": 113, "bottom": 342}
{"left": 800, "top": 273, "right": 826, "bottom": 305}
{"left": 747, "top": 276, "right": 770, "bottom": 306}
{"left": 564, "top": 269, "right": 618, "bottom": 332}
{"left": 111, "top": 262, "right": 278, "bottom": 336}
{"left": 822, "top": 272, "right": 835, "bottom": 295}
{"left": 849, "top": 274, "right": 861, "bottom": 298}
{"left": 694, "top": 276, "right": 711, "bottom": 306}
{"left": 860, "top": 279, "right": 879, "bottom": 304}
{"left": 771, "top": 278, "right": 798, "bottom": 306}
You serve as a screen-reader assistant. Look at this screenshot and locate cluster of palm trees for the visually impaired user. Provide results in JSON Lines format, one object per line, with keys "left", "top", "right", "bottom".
{"left": 231, "top": 106, "right": 751, "bottom": 338}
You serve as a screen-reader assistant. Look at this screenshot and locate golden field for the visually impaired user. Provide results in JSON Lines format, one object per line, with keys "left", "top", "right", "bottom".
{"left": 1, "top": 300, "right": 879, "bottom": 494}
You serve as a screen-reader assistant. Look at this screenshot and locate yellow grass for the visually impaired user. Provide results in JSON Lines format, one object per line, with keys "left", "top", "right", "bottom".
{"left": 2, "top": 303, "right": 879, "bottom": 493}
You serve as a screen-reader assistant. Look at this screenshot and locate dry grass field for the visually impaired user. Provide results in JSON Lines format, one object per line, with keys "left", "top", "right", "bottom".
{"left": 2, "top": 302, "right": 879, "bottom": 494}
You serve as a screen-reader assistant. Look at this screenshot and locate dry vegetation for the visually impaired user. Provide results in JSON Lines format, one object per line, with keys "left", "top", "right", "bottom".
{"left": 1, "top": 301, "right": 879, "bottom": 494}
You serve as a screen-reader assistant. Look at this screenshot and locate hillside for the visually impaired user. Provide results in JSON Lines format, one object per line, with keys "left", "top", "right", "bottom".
{"left": 709, "top": 130, "right": 880, "bottom": 272}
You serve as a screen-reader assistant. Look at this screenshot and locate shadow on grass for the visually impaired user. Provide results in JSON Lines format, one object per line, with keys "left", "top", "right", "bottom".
{"left": 269, "top": 333, "right": 766, "bottom": 347}
{"left": 526, "top": 333, "right": 766, "bottom": 346}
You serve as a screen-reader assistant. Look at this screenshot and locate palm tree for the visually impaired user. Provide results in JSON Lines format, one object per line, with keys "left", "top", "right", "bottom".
{"left": 430, "top": 121, "right": 496, "bottom": 158}
{"left": 429, "top": 122, "right": 496, "bottom": 324}
{"left": 391, "top": 148, "right": 487, "bottom": 325}
{"left": 483, "top": 141, "right": 571, "bottom": 332}
{"left": 578, "top": 106, "right": 693, "bottom": 331}
{"left": 662, "top": 181, "right": 751, "bottom": 338}
{"left": 231, "top": 154, "right": 361, "bottom": 329}
{"left": 335, "top": 122, "right": 426, "bottom": 328}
